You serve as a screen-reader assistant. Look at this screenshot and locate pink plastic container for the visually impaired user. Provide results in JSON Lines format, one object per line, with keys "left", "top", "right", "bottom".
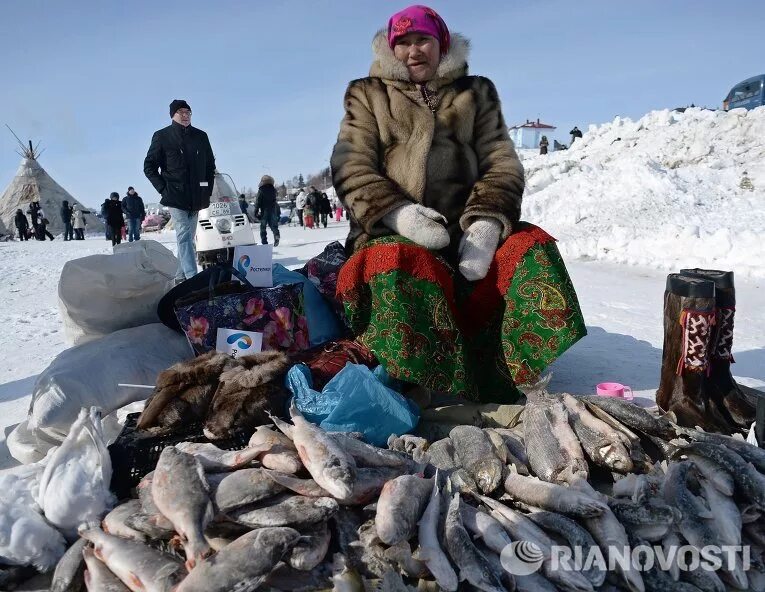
{"left": 596, "top": 382, "right": 633, "bottom": 399}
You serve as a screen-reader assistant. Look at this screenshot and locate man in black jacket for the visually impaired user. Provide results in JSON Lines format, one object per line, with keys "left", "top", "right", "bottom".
{"left": 14, "top": 209, "right": 30, "bottom": 241}
{"left": 61, "top": 200, "right": 74, "bottom": 241}
{"left": 255, "top": 175, "right": 280, "bottom": 246}
{"left": 143, "top": 99, "right": 215, "bottom": 281}
{"left": 122, "top": 186, "right": 146, "bottom": 242}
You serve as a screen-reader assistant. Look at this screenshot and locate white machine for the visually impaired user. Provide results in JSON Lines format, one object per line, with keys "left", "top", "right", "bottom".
{"left": 196, "top": 172, "right": 256, "bottom": 267}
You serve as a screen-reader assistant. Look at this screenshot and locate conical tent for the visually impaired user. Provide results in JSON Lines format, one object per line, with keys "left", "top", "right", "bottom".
{"left": 0, "top": 146, "right": 104, "bottom": 236}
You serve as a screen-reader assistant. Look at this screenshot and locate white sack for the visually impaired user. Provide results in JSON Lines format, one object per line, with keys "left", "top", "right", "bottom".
{"left": 26, "top": 323, "right": 191, "bottom": 442}
{"left": 38, "top": 408, "right": 115, "bottom": 540}
{"left": 58, "top": 239, "right": 177, "bottom": 345}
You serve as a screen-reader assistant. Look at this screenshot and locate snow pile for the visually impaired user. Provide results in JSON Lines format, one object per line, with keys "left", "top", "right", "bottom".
{"left": 520, "top": 107, "right": 765, "bottom": 277}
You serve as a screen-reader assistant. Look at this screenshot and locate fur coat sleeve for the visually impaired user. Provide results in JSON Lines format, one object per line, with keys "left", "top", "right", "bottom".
{"left": 331, "top": 80, "right": 412, "bottom": 236}
{"left": 459, "top": 77, "right": 525, "bottom": 239}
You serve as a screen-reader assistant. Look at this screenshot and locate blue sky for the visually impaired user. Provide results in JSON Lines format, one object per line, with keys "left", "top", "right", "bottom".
{"left": 1, "top": 0, "right": 763, "bottom": 207}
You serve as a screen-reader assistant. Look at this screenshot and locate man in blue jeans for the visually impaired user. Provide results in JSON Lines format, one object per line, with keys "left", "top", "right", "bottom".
{"left": 143, "top": 99, "right": 215, "bottom": 281}
{"left": 121, "top": 186, "right": 146, "bottom": 242}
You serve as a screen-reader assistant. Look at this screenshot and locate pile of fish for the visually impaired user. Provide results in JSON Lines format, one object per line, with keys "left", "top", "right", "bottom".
{"left": 44, "top": 393, "right": 765, "bottom": 592}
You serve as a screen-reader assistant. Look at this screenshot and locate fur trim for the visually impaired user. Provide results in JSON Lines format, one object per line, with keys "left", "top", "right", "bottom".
{"left": 218, "top": 351, "right": 289, "bottom": 388}
{"left": 370, "top": 29, "right": 470, "bottom": 85}
{"left": 154, "top": 351, "right": 233, "bottom": 389}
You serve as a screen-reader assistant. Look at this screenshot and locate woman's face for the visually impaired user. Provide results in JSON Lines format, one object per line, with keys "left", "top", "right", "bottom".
{"left": 393, "top": 33, "right": 440, "bottom": 83}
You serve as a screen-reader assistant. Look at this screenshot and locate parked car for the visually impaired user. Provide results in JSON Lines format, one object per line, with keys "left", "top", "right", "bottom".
{"left": 723, "top": 74, "right": 765, "bottom": 111}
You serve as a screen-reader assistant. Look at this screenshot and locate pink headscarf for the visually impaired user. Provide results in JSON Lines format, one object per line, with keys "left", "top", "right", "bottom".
{"left": 387, "top": 5, "right": 450, "bottom": 55}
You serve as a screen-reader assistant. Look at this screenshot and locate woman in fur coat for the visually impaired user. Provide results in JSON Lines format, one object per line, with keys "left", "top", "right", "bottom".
{"left": 331, "top": 5, "right": 586, "bottom": 403}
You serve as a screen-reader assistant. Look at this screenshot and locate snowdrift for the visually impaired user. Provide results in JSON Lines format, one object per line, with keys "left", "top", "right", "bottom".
{"left": 520, "top": 107, "right": 765, "bottom": 277}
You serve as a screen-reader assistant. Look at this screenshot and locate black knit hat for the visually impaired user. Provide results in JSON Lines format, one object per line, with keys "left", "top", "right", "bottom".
{"left": 169, "top": 99, "right": 191, "bottom": 117}
{"left": 110, "top": 192, "right": 120, "bottom": 199}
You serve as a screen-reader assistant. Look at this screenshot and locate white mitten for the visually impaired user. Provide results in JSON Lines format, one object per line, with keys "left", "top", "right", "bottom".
{"left": 382, "top": 203, "right": 450, "bottom": 249}
{"left": 458, "top": 217, "right": 502, "bottom": 281}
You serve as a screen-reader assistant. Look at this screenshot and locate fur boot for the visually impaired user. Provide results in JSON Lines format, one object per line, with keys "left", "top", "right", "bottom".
{"left": 656, "top": 274, "right": 732, "bottom": 433}
{"left": 679, "top": 268, "right": 756, "bottom": 429}
{"left": 137, "top": 352, "right": 239, "bottom": 430}
{"left": 203, "top": 351, "right": 290, "bottom": 440}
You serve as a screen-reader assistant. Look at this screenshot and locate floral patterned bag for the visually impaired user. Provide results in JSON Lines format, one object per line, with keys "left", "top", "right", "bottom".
{"left": 174, "top": 280, "right": 309, "bottom": 356}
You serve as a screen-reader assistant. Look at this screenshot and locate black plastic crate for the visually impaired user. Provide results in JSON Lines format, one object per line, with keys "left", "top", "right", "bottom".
{"left": 108, "top": 413, "right": 250, "bottom": 500}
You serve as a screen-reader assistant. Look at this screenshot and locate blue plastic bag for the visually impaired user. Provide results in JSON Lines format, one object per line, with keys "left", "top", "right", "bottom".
{"left": 272, "top": 263, "right": 344, "bottom": 347}
{"left": 287, "top": 362, "right": 419, "bottom": 446}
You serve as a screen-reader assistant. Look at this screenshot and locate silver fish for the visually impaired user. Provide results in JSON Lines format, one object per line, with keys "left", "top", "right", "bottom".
{"left": 580, "top": 395, "right": 676, "bottom": 439}
{"left": 267, "top": 467, "right": 404, "bottom": 505}
{"left": 277, "top": 404, "right": 356, "bottom": 500}
{"left": 248, "top": 426, "right": 302, "bottom": 473}
{"left": 607, "top": 499, "right": 679, "bottom": 541}
{"left": 423, "top": 437, "right": 459, "bottom": 470}
{"left": 663, "top": 462, "right": 718, "bottom": 550}
{"left": 679, "top": 564, "right": 726, "bottom": 592}
{"left": 123, "top": 512, "right": 175, "bottom": 541}
{"left": 387, "top": 434, "right": 429, "bottom": 457}
{"left": 102, "top": 500, "right": 147, "bottom": 542}
{"left": 674, "top": 441, "right": 765, "bottom": 510}
{"left": 503, "top": 468, "right": 608, "bottom": 517}
{"left": 176, "top": 527, "right": 300, "bottom": 592}
{"left": 563, "top": 394, "right": 633, "bottom": 473}
{"left": 569, "top": 478, "right": 645, "bottom": 592}
{"left": 330, "top": 432, "right": 414, "bottom": 469}
{"left": 174, "top": 441, "right": 266, "bottom": 472}
{"left": 289, "top": 522, "right": 331, "bottom": 571}
{"left": 207, "top": 468, "right": 285, "bottom": 513}
{"left": 460, "top": 503, "right": 512, "bottom": 556}
{"left": 51, "top": 538, "right": 87, "bottom": 592}
{"left": 527, "top": 510, "right": 605, "bottom": 588}
{"left": 698, "top": 475, "right": 742, "bottom": 547}
{"left": 414, "top": 477, "right": 458, "bottom": 592}
{"left": 82, "top": 545, "right": 129, "bottom": 592}
{"left": 152, "top": 447, "right": 214, "bottom": 569}
{"left": 492, "top": 429, "right": 529, "bottom": 466}
{"left": 485, "top": 428, "right": 530, "bottom": 475}
{"left": 232, "top": 494, "right": 339, "bottom": 529}
{"left": 79, "top": 528, "right": 185, "bottom": 592}
{"left": 443, "top": 493, "right": 505, "bottom": 592}
{"left": 383, "top": 541, "right": 429, "bottom": 579}
{"left": 449, "top": 425, "right": 503, "bottom": 494}
{"left": 375, "top": 475, "right": 433, "bottom": 546}
{"left": 681, "top": 453, "right": 734, "bottom": 496}
{"left": 677, "top": 427, "right": 765, "bottom": 473}
{"left": 524, "top": 400, "right": 588, "bottom": 484}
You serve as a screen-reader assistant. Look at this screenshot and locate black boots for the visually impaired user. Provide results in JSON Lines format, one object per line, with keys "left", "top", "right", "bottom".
{"left": 656, "top": 269, "right": 755, "bottom": 434}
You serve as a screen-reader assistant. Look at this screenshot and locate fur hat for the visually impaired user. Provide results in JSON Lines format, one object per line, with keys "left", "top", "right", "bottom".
{"left": 110, "top": 192, "right": 119, "bottom": 200}
{"left": 259, "top": 175, "right": 275, "bottom": 188}
{"left": 169, "top": 99, "right": 191, "bottom": 117}
{"left": 387, "top": 5, "right": 450, "bottom": 54}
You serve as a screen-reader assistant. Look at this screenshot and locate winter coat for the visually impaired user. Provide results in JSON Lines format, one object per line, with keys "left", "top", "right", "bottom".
{"left": 14, "top": 211, "right": 29, "bottom": 231}
{"left": 72, "top": 208, "right": 86, "bottom": 230}
{"left": 255, "top": 184, "right": 278, "bottom": 217}
{"left": 122, "top": 193, "right": 146, "bottom": 220}
{"left": 60, "top": 202, "right": 73, "bottom": 224}
{"left": 105, "top": 200, "right": 125, "bottom": 228}
{"left": 330, "top": 30, "right": 524, "bottom": 255}
{"left": 27, "top": 202, "right": 41, "bottom": 225}
{"left": 143, "top": 121, "right": 216, "bottom": 212}
{"left": 306, "top": 191, "right": 321, "bottom": 211}
{"left": 318, "top": 193, "right": 332, "bottom": 215}
{"left": 295, "top": 191, "right": 307, "bottom": 210}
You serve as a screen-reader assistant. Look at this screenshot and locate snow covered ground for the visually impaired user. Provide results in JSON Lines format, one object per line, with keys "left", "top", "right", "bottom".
{"left": 1, "top": 219, "right": 763, "bottom": 469}
{"left": 520, "top": 107, "right": 765, "bottom": 277}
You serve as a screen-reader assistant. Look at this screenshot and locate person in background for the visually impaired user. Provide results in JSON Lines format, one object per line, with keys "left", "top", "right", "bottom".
{"left": 72, "top": 205, "right": 88, "bottom": 240}
{"left": 14, "top": 209, "right": 29, "bottom": 241}
{"left": 122, "top": 186, "right": 146, "bottom": 242}
{"left": 570, "top": 125, "right": 582, "bottom": 144}
{"left": 100, "top": 196, "right": 112, "bottom": 241}
{"left": 144, "top": 99, "right": 215, "bottom": 282}
{"left": 335, "top": 197, "right": 343, "bottom": 222}
{"left": 61, "top": 200, "right": 74, "bottom": 241}
{"left": 37, "top": 211, "right": 54, "bottom": 241}
{"left": 27, "top": 200, "right": 41, "bottom": 234}
{"left": 305, "top": 186, "right": 321, "bottom": 227}
{"left": 295, "top": 188, "right": 306, "bottom": 227}
{"left": 539, "top": 135, "right": 549, "bottom": 155}
{"left": 318, "top": 191, "right": 332, "bottom": 228}
{"left": 255, "top": 175, "right": 280, "bottom": 246}
{"left": 303, "top": 196, "right": 315, "bottom": 229}
{"left": 105, "top": 192, "right": 125, "bottom": 246}
{"left": 238, "top": 193, "right": 251, "bottom": 222}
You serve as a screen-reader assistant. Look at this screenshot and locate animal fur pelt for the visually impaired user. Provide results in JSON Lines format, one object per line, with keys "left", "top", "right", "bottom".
{"left": 137, "top": 351, "right": 242, "bottom": 430}
{"left": 203, "top": 351, "right": 290, "bottom": 440}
